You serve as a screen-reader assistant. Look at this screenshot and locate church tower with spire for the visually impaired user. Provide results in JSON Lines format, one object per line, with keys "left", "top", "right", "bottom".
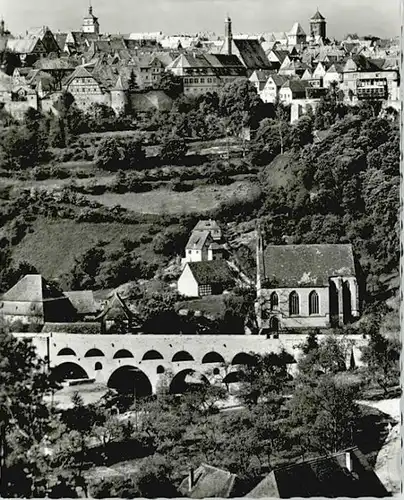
{"left": 82, "top": 2, "right": 100, "bottom": 35}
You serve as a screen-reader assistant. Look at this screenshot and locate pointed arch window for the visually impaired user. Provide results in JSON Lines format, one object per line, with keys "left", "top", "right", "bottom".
{"left": 309, "top": 291, "right": 319, "bottom": 315}
{"left": 289, "top": 291, "right": 300, "bottom": 316}
{"left": 270, "top": 292, "right": 279, "bottom": 311}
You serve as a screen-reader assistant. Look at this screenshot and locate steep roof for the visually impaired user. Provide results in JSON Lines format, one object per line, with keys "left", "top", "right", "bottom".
{"left": 186, "top": 230, "right": 212, "bottom": 250}
{"left": 6, "top": 37, "right": 46, "bottom": 54}
{"left": 64, "top": 291, "right": 98, "bottom": 315}
{"left": 233, "top": 38, "right": 272, "bottom": 69}
{"left": 1, "top": 274, "right": 66, "bottom": 303}
{"left": 246, "top": 448, "right": 388, "bottom": 498}
{"left": 311, "top": 9, "right": 326, "bottom": 21}
{"left": 261, "top": 244, "right": 356, "bottom": 287}
{"left": 266, "top": 74, "right": 289, "bottom": 87}
{"left": 188, "top": 261, "right": 234, "bottom": 286}
{"left": 288, "top": 22, "right": 306, "bottom": 36}
{"left": 179, "top": 464, "right": 240, "bottom": 498}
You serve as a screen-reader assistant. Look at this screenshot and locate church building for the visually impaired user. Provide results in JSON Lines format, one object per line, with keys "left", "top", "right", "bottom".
{"left": 255, "top": 229, "right": 359, "bottom": 334}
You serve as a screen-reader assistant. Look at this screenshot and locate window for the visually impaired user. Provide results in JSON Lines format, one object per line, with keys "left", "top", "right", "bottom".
{"left": 270, "top": 292, "right": 279, "bottom": 310}
{"left": 289, "top": 291, "right": 299, "bottom": 315}
{"left": 199, "top": 284, "right": 211, "bottom": 296}
{"left": 309, "top": 291, "right": 319, "bottom": 315}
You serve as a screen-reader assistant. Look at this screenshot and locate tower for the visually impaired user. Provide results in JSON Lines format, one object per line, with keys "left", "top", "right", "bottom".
{"left": 82, "top": 2, "right": 100, "bottom": 35}
{"left": 310, "top": 9, "right": 326, "bottom": 40}
{"left": 224, "top": 15, "right": 232, "bottom": 55}
{"left": 0, "top": 17, "right": 5, "bottom": 37}
{"left": 111, "top": 75, "right": 128, "bottom": 116}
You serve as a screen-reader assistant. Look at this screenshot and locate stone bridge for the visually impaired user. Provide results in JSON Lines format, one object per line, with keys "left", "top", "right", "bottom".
{"left": 14, "top": 333, "right": 367, "bottom": 396}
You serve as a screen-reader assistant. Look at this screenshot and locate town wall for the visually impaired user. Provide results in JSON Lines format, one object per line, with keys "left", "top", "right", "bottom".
{"left": 129, "top": 90, "right": 173, "bottom": 112}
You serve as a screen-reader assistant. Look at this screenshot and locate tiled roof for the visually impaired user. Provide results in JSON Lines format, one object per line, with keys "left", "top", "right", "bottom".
{"left": 311, "top": 9, "right": 326, "bottom": 21}
{"left": 193, "top": 219, "right": 221, "bottom": 232}
{"left": 188, "top": 260, "right": 234, "bottom": 286}
{"left": 233, "top": 38, "right": 272, "bottom": 69}
{"left": 96, "top": 293, "right": 133, "bottom": 321}
{"left": 261, "top": 244, "right": 355, "bottom": 287}
{"left": 64, "top": 291, "right": 98, "bottom": 315}
{"left": 186, "top": 230, "right": 211, "bottom": 250}
{"left": 41, "top": 322, "right": 101, "bottom": 334}
{"left": 288, "top": 22, "right": 306, "bottom": 36}
{"left": 1, "top": 274, "right": 66, "bottom": 303}
{"left": 246, "top": 448, "right": 388, "bottom": 498}
{"left": 6, "top": 37, "right": 45, "bottom": 54}
{"left": 179, "top": 464, "right": 240, "bottom": 498}
{"left": 267, "top": 74, "right": 289, "bottom": 87}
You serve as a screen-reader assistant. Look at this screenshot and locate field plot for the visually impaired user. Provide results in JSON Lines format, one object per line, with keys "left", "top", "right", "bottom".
{"left": 12, "top": 218, "right": 156, "bottom": 281}
{"left": 87, "top": 181, "right": 254, "bottom": 215}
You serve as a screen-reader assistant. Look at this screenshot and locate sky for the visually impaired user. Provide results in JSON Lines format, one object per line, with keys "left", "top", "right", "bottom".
{"left": 0, "top": 0, "right": 400, "bottom": 39}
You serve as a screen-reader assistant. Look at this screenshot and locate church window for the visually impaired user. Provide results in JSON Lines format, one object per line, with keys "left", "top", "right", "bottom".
{"left": 289, "top": 291, "right": 299, "bottom": 315}
{"left": 270, "top": 292, "right": 279, "bottom": 310}
{"left": 309, "top": 291, "right": 319, "bottom": 315}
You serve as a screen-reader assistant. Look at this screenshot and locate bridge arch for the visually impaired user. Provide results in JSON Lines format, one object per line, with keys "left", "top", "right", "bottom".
{"left": 52, "top": 362, "right": 88, "bottom": 382}
{"left": 107, "top": 366, "right": 152, "bottom": 397}
{"left": 231, "top": 352, "right": 256, "bottom": 366}
{"left": 142, "top": 350, "right": 164, "bottom": 361}
{"left": 84, "top": 348, "right": 105, "bottom": 358}
{"left": 57, "top": 347, "right": 76, "bottom": 356}
{"left": 113, "top": 349, "right": 134, "bottom": 359}
{"left": 169, "top": 369, "right": 209, "bottom": 394}
{"left": 172, "top": 351, "right": 194, "bottom": 362}
{"left": 202, "top": 351, "right": 225, "bottom": 364}
{"left": 222, "top": 370, "right": 245, "bottom": 385}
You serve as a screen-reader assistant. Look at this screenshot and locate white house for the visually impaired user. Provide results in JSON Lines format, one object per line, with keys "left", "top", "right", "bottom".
{"left": 259, "top": 74, "right": 288, "bottom": 103}
{"left": 178, "top": 261, "right": 235, "bottom": 298}
{"left": 323, "top": 63, "right": 343, "bottom": 88}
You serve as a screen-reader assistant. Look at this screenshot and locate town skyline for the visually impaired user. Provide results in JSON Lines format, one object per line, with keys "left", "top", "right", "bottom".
{"left": 0, "top": 0, "right": 399, "bottom": 39}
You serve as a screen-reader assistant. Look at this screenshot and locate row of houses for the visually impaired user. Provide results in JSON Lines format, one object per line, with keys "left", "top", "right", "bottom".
{"left": 0, "top": 7, "right": 399, "bottom": 119}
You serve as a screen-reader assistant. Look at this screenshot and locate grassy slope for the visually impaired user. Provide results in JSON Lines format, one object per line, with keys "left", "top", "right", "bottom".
{"left": 87, "top": 181, "right": 254, "bottom": 215}
{"left": 12, "top": 218, "right": 158, "bottom": 282}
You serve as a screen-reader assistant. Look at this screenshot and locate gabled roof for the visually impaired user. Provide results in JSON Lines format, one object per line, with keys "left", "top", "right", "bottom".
{"left": 187, "top": 261, "right": 234, "bottom": 286}
{"left": 261, "top": 244, "right": 356, "bottom": 287}
{"left": 179, "top": 464, "right": 240, "bottom": 498}
{"left": 288, "top": 22, "right": 306, "bottom": 37}
{"left": 232, "top": 38, "right": 272, "bottom": 69}
{"left": 246, "top": 448, "right": 388, "bottom": 498}
{"left": 96, "top": 292, "right": 133, "bottom": 321}
{"left": 1, "top": 274, "right": 66, "bottom": 303}
{"left": 265, "top": 74, "right": 288, "bottom": 87}
{"left": 311, "top": 9, "right": 326, "bottom": 21}
{"left": 193, "top": 219, "right": 221, "bottom": 232}
{"left": 64, "top": 291, "right": 98, "bottom": 315}
{"left": 6, "top": 37, "right": 46, "bottom": 54}
{"left": 64, "top": 65, "right": 94, "bottom": 86}
{"left": 186, "top": 230, "right": 212, "bottom": 250}
{"left": 250, "top": 69, "right": 273, "bottom": 81}
{"left": 268, "top": 49, "right": 290, "bottom": 63}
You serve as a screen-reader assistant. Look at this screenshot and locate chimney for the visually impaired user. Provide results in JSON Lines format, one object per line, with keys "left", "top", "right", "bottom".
{"left": 188, "top": 467, "right": 195, "bottom": 491}
{"left": 345, "top": 451, "right": 353, "bottom": 472}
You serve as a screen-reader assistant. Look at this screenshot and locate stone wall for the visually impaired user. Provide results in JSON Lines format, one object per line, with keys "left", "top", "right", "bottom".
{"left": 14, "top": 332, "right": 367, "bottom": 394}
{"left": 129, "top": 90, "right": 173, "bottom": 112}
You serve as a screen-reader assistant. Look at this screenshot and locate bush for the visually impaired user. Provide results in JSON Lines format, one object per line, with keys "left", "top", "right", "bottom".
{"left": 160, "top": 137, "right": 188, "bottom": 165}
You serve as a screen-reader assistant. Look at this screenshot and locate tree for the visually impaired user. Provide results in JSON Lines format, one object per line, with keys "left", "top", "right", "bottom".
{"left": 0, "top": 327, "right": 59, "bottom": 497}
{"left": 65, "top": 244, "right": 106, "bottom": 290}
{"left": 287, "top": 335, "right": 361, "bottom": 455}
{"left": 128, "top": 69, "right": 139, "bottom": 92}
{"left": 123, "top": 139, "right": 146, "bottom": 170}
{"left": 160, "top": 137, "right": 188, "bottom": 165}
{"left": 360, "top": 331, "right": 400, "bottom": 394}
{"left": 158, "top": 72, "right": 183, "bottom": 99}
{"left": 95, "top": 138, "right": 124, "bottom": 171}
{"left": 237, "top": 351, "right": 293, "bottom": 408}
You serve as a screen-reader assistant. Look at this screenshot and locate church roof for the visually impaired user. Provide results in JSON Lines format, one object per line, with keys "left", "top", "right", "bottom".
{"left": 311, "top": 9, "right": 326, "bottom": 21}
{"left": 261, "top": 244, "right": 356, "bottom": 287}
{"left": 232, "top": 38, "right": 272, "bottom": 69}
